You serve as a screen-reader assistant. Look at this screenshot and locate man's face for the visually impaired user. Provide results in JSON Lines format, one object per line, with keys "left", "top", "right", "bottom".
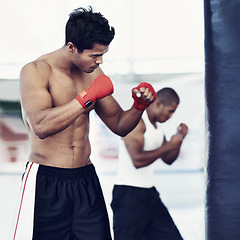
{"left": 157, "top": 101, "right": 178, "bottom": 123}
{"left": 74, "top": 43, "right": 109, "bottom": 73}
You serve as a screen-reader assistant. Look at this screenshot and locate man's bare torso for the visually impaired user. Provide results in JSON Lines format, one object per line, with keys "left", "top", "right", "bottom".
{"left": 21, "top": 51, "right": 97, "bottom": 168}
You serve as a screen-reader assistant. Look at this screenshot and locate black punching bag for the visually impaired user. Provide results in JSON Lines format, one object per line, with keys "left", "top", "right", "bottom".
{"left": 204, "top": 0, "right": 240, "bottom": 239}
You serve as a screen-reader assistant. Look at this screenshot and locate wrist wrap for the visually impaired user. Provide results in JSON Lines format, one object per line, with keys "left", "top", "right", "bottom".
{"left": 132, "top": 82, "right": 156, "bottom": 111}
{"left": 75, "top": 74, "right": 114, "bottom": 109}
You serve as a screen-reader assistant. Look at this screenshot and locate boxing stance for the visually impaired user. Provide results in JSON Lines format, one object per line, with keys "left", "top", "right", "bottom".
{"left": 12, "top": 7, "right": 156, "bottom": 240}
{"left": 111, "top": 88, "right": 188, "bottom": 240}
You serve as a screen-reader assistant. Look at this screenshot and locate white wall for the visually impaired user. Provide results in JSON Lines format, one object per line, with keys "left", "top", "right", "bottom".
{"left": 0, "top": 0, "right": 204, "bottom": 78}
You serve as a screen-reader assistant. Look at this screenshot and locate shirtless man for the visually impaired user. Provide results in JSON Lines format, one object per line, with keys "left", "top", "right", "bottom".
{"left": 12, "top": 7, "right": 156, "bottom": 240}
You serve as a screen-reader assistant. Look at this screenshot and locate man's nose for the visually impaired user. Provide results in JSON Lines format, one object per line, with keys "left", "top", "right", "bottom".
{"left": 96, "top": 56, "right": 103, "bottom": 64}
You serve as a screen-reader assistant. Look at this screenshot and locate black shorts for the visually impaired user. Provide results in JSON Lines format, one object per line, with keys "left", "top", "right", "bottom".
{"left": 13, "top": 162, "right": 112, "bottom": 240}
{"left": 111, "top": 185, "right": 183, "bottom": 240}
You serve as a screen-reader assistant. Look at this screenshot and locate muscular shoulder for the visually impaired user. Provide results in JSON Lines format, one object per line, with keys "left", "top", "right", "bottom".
{"left": 21, "top": 60, "right": 52, "bottom": 80}
{"left": 20, "top": 59, "right": 53, "bottom": 93}
{"left": 140, "top": 118, "right": 147, "bottom": 133}
{"left": 131, "top": 118, "right": 146, "bottom": 134}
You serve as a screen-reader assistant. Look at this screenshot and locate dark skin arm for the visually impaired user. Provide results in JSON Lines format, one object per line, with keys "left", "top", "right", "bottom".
{"left": 123, "top": 120, "right": 188, "bottom": 168}
{"left": 161, "top": 123, "right": 188, "bottom": 164}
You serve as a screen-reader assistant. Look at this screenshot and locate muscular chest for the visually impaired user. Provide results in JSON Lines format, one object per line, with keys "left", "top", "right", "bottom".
{"left": 48, "top": 70, "right": 90, "bottom": 107}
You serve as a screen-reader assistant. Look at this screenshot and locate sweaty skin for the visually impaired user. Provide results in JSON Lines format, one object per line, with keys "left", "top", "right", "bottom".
{"left": 20, "top": 43, "right": 154, "bottom": 168}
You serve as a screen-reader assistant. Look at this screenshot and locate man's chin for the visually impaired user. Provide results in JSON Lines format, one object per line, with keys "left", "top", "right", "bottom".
{"left": 84, "top": 69, "right": 95, "bottom": 74}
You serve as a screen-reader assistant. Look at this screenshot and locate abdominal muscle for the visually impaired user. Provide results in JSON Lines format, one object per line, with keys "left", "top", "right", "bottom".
{"left": 27, "top": 118, "right": 92, "bottom": 168}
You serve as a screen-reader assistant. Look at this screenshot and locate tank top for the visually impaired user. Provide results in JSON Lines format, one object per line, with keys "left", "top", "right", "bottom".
{"left": 115, "top": 111, "right": 164, "bottom": 188}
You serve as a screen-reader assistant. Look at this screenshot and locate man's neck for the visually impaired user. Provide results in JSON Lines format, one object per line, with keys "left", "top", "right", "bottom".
{"left": 146, "top": 109, "right": 157, "bottom": 129}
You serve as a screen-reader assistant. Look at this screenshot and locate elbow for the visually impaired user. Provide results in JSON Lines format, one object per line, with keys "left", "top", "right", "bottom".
{"left": 133, "top": 163, "right": 141, "bottom": 169}
{"left": 37, "top": 133, "right": 48, "bottom": 140}
{"left": 27, "top": 115, "right": 50, "bottom": 139}
{"left": 119, "top": 128, "right": 137, "bottom": 137}
{"left": 119, "top": 132, "right": 128, "bottom": 137}
{"left": 32, "top": 124, "right": 49, "bottom": 139}
{"left": 132, "top": 159, "right": 143, "bottom": 169}
{"left": 162, "top": 157, "right": 176, "bottom": 165}
{"left": 114, "top": 129, "right": 130, "bottom": 137}
{"left": 34, "top": 131, "right": 48, "bottom": 140}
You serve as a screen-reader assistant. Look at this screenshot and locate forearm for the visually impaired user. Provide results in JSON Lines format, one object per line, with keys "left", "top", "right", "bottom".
{"left": 114, "top": 106, "right": 143, "bottom": 137}
{"left": 132, "top": 142, "right": 175, "bottom": 168}
{"left": 161, "top": 124, "right": 188, "bottom": 164}
{"left": 161, "top": 138, "right": 183, "bottom": 165}
{"left": 27, "top": 99, "right": 84, "bottom": 139}
{"left": 161, "top": 147, "right": 181, "bottom": 165}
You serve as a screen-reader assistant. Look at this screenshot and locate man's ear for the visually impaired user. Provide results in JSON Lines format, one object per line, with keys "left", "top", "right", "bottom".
{"left": 67, "top": 42, "right": 77, "bottom": 53}
{"left": 155, "top": 98, "right": 163, "bottom": 107}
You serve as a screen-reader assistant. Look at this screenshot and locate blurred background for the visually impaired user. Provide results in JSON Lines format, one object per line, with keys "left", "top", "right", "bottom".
{"left": 0, "top": 0, "right": 205, "bottom": 239}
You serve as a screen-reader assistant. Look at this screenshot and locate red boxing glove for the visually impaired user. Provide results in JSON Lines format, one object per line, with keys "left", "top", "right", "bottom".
{"left": 76, "top": 74, "right": 114, "bottom": 109}
{"left": 132, "top": 82, "right": 156, "bottom": 111}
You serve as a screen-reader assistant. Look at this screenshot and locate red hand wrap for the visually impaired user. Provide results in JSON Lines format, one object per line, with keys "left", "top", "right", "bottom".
{"left": 132, "top": 82, "right": 156, "bottom": 111}
{"left": 76, "top": 74, "right": 114, "bottom": 109}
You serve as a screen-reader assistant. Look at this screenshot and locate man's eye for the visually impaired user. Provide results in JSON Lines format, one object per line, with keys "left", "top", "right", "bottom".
{"left": 93, "top": 55, "right": 102, "bottom": 58}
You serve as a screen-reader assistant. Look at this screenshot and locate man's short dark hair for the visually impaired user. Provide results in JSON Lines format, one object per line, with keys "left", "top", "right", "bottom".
{"left": 157, "top": 87, "right": 180, "bottom": 105}
{"left": 65, "top": 6, "right": 115, "bottom": 52}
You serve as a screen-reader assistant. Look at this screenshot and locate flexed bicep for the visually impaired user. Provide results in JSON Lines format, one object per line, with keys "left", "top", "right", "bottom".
{"left": 20, "top": 61, "right": 84, "bottom": 139}
{"left": 20, "top": 62, "right": 53, "bottom": 128}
